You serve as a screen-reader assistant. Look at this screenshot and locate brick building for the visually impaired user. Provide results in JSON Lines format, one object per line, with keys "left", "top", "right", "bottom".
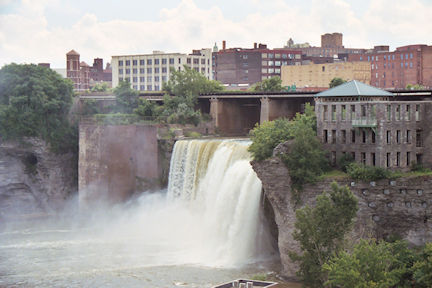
{"left": 315, "top": 80, "right": 432, "bottom": 170}
{"left": 89, "top": 58, "right": 112, "bottom": 86}
{"left": 348, "top": 44, "right": 432, "bottom": 89}
{"left": 213, "top": 41, "right": 302, "bottom": 89}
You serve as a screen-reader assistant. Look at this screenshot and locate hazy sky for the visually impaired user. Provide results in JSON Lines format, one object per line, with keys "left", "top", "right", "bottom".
{"left": 1, "top": 0, "right": 431, "bottom": 67}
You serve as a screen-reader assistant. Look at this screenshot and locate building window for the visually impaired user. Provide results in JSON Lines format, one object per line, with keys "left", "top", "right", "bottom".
{"left": 371, "top": 153, "right": 376, "bottom": 166}
{"left": 169, "top": 58, "right": 174, "bottom": 65}
{"left": 125, "top": 69, "right": 130, "bottom": 74}
{"left": 147, "top": 68, "right": 152, "bottom": 74}
{"left": 155, "top": 85, "right": 160, "bottom": 91}
{"left": 140, "top": 60, "right": 145, "bottom": 65}
{"left": 342, "top": 130, "right": 346, "bottom": 144}
{"left": 125, "top": 60, "right": 130, "bottom": 66}
{"left": 140, "top": 85, "right": 145, "bottom": 91}
{"left": 162, "top": 67, "right": 167, "bottom": 73}
{"left": 406, "top": 105, "right": 411, "bottom": 121}
{"left": 147, "top": 76, "right": 152, "bottom": 82}
{"left": 133, "top": 68, "right": 137, "bottom": 74}
{"left": 322, "top": 66, "right": 325, "bottom": 72}
{"left": 154, "top": 76, "right": 160, "bottom": 82}
{"left": 331, "top": 105, "right": 336, "bottom": 121}
{"left": 371, "top": 131, "right": 376, "bottom": 144}
{"left": 119, "top": 69, "right": 123, "bottom": 74}
{"left": 341, "top": 105, "right": 346, "bottom": 120}
{"left": 351, "top": 130, "right": 356, "bottom": 143}
{"left": 396, "top": 152, "right": 400, "bottom": 167}
{"left": 147, "top": 85, "right": 152, "bottom": 91}
{"left": 119, "top": 60, "right": 123, "bottom": 66}
{"left": 323, "top": 130, "right": 328, "bottom": 143}
{"left": 147, "top": 59, "right": 152, "bottom": 65}
{"left": 193, "top": 58, "right": 199, "bottom": 65}
{"left": 332, "top": 130, "right": 336, "bottom": 144}
{"left": 397, "top": 130, "right": 401, "bottom": 144}
{"left": 140, "top": 77, "right": 145, "bottom": 82}
{"left": 154, "top": 59, "right": 159, "bottom": 65}
{"left": 362, "top": 130, "right": 367, "bottom": 143}
{"left": 155, "top": 67, "right": 159, "bottom": 73}
{"left": 162, "top": 76, "right": 167, "bottom": 82}
{"left": 162, "top": 58, "right": 167, "bottom": 65}
{"left": 406, "top": 130, "right": 411, "bottom": 144}
{"left": 416, "top": 130, "right": 423, "bottom": 147}
{"left": 268, "top": 53, "right": 274, "bottom": 59}
{"left": 396, "top": 105, "right": 401, "bottom": 120}
{"left": 350, "top": 105, "right": 355, "bottom": 120}
{"left": 133, "top": 60, "right": 137, "bottom": 66}
{"left": 140, "top": 68, "right": 145, "bottom": 73}
{"left": 361, "top": 153, "right": 366, "bottom": 165}
{"left": 387, "top": 105, "right": 391, "bottom": 121}
{"left": 323, "top": 105, "right": 328, "bottom": 121}
{"left": 407, "top": 152, "right": 411, "bottom": 166}
{"left": 133, "top": 77, "right": 137, "bottom": 82}
{"left": 361, "top": 105, "right": 366, "bottom": 117}
{"left": 387, "top": 130, "right": 391, "bottom": 144}
{"left": 415, "top": 104, "right": 420, "bottom": 121}
{"left": 387, "top": 153, "right": 391, "bottom": 167}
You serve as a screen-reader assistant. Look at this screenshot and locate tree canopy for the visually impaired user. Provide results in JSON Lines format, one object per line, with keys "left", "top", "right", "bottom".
{"left": 329, "top": 77, "right": 347, "bottom": 88}
{"left": 113, "top": 80, "right": 139, "bottom": 113}
{"left": 0, "top": 63, "right": 76, "bottom": 152}
{"left": 252, "top": 76, "right": 285, "bottom": 92}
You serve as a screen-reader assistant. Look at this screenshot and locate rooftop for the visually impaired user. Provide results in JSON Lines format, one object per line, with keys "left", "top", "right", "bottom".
{"left": 315, "top": 80, "right": 393, "bottom": 97}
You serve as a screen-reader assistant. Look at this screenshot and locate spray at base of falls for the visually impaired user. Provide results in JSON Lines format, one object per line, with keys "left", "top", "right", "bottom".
{"left": 167, "top": 139, "right": 274, "bottom": 267}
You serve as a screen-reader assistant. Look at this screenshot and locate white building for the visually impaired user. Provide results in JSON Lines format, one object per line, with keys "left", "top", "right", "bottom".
{"left": 111, "top": 49, "right": 213, "bottom": 91}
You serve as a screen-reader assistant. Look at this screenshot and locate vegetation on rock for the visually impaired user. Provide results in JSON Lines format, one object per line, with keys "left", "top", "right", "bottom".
{"left": 0, "top": 63, "right": 76, "bottom": 153}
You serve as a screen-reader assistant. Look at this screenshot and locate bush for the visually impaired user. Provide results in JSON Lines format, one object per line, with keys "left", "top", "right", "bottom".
{"left": 337, "top": 153, "right": 354, "bottom": 172}
{"left": 413, "top": 243, "right": 432, "bottom": 287}
{"left": 346, "top": 162, "right": 391, "bottom": 181}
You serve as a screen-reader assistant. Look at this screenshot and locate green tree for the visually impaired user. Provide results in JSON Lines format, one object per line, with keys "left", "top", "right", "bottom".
{"left": 114, "top": 80, "right": 139, "bottom": 113}
{"left": 290, "top": 182, "right": 358, "bottom": 287}
{"left": 406, "top": 83, "right": 426, "bottom": 90}
{"left": 252, "top": 76, "right": 284, "bottom": 92}
{"left": 0, "top": 63, "right": 76, "bottom": 152}
{"left": 133, "top": 98, "right": 157, "bottom": 118}
{"left": 90, "top": 82, "right": 109, "bottom": 92}
{"left": 413, "top": 243, "right": 432, "bottom": 287}
{"left": 163, "top": 65, "right": 224, "bottom": 97}
{"left": 329, "top": 77, "right": 347, "bottom": 88}
{"left": 324, "top": 240, "right": 418, "bottom": 288}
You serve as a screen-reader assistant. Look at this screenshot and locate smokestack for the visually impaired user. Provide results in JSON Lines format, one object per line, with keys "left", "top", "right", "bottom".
{"left": 222, "top": 40, "right": 226, "bottom": 50}
{"left": 254, "top": 43, "right": 257, "bottom": 49}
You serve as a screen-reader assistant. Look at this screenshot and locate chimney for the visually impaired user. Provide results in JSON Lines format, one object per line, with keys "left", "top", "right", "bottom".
{"left": 222, "top": 40, "right": 226, "bottom": 50}
{"left": 254, "top": 43, "right": 257, "bottom": 49}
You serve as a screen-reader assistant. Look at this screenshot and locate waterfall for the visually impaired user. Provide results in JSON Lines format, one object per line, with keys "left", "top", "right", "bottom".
{"left": 167, "top": 139, "right": 271, "bottom": 266}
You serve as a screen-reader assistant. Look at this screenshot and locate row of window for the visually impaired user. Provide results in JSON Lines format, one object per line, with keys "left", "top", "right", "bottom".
{"left": 119, "top": 67, "right": 209, "bottom": 75}
{"left": 321, "top": 104, "right": 421, "bottom": 121}
{"left": 118, "top": 58, "right": 209, "bottom": 66}
{"left": 131, "top": 85, "right": 160, "bottom": 91}
{"left": 262, "top": 68, "right": 281, "bottom": 74}
{"left": 323, "top": 129, "right": 423, "bottom": 146}
{"left": 366, "top": 53, "right": 414, "bottom": 62}
{"left": 261, "top": 53, "right": 299, "bottom": 59}
{"left": 262, "top": 60, "right": 290, "bottom": 67}
{"left": 330, "top": 151, "right": 421, "bottom": 168}
{"left": 372, "top": 62, "right": 414, "bottom": 70}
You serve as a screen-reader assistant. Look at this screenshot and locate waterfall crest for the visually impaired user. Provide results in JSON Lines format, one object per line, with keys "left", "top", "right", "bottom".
{"left": 167, "top": 139, "right": 272, "bottom": 266}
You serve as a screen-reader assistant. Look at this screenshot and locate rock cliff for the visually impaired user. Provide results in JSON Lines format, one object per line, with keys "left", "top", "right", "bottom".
{"left": 252, "top": 155, "right": 432, "bottom": 280}
{"left": 0, "top": 138, "right": 77, "bottom": 221}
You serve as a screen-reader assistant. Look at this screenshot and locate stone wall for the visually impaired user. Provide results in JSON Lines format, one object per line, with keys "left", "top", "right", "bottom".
{"left": 0, "top": 138, "right": 77, "bottom": 221}
{"left": 78, "top": 124, "right": 159, "bottom": 209}
{"left": 252, "top": 156, "right": 432, "bottom": 280}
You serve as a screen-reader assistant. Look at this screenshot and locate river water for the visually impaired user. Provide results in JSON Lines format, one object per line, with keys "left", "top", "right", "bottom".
{"left": 0, "top": 139, "right": 284, "bottom": 287}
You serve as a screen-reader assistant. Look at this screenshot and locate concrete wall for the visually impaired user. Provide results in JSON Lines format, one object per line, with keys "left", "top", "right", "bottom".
{"left": 79, "top": 124, "right": 159, "bottom": 208}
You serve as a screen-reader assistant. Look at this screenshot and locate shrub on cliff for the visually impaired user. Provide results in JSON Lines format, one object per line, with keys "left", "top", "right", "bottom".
{"left": 346, "top": 162, "right": 391, "bottom": 181}
{"left": 114, "top": 80, "right": 139, "bottom": 113}
{"left": 0, "top": 63, "right": 76, "bottom": 152}
{"left": 290, "top": 182, "right": 358, "bottom": 288}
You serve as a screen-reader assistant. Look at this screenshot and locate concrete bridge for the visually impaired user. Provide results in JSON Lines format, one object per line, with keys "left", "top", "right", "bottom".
{"left": 78, "top": 90, "right": 432, "bottom": 135}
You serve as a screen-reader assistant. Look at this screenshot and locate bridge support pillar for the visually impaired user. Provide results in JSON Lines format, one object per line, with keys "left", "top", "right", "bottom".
{"left": 260, "top": 97, "right": 270, "bottom": 124}
{"left": 210, "top": 97, "right": 220, "bottom": 127}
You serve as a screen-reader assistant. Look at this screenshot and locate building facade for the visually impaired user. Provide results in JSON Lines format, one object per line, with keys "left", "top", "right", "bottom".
{"left": 348, "top": 44, "right": 432, "bottom": 89}
{"left": 315, "top": 81, "right": 432, "bottom": 170}
{"left": 281, "top": 61, "right": 371, "bottom": 89}
{"left": 111, "top": 49, "right": 212, "bottom": 91}
{"left": 213, "top": 42, "right": 302, "bottom": 89}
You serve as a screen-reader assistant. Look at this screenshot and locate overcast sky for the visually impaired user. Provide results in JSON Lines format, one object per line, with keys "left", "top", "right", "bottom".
{"left": 1, "top": 0, "right": 431, "bottom": 68}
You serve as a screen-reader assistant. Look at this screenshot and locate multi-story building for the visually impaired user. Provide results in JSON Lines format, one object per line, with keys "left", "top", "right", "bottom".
{"left": 111, "top": 49, "right": 212, "bottom": 91}
{"left": 281, "top": 61, "right": 371, "bottom": 89}
{"left": 315, "top": 80, "right": 432, "bottom": 170}
{"left": 213, "top": 41, "right": 302, "bottom": 89}
{"left": 89, "top": 58, "right": 112, "bottom": 87}
{"left": 348, "top": 44, "right": 432, "bottom": 89}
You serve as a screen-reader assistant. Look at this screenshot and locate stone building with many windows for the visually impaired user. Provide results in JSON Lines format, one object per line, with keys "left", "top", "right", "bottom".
{"left": 111, "top": 49, "right": 212, "bottom": 91}
{"left": 315, "top": 80, "right": 432, "bottom": 170}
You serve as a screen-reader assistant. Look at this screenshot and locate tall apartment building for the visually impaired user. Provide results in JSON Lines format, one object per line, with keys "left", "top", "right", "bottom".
{"left": 213, "top": 41, "right": 302, "bottom": 89}
{"left": 348, "top": 44, "right": 432, "bottom": 89}
{"left": 111, "top": 49, "right": 212, "bottom": 91}
{"left": 281, "top": 61, "right": 371, "bottom": 89}
{"left": 315, "top": 80, "right": 432, "bottom": 170}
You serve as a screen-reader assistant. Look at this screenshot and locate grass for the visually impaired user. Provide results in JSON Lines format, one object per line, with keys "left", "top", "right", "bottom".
{"left": 319, "top": 168, "right": 432, "bottom": 182}
{"left": 318, "top": 169, "right": 349, "bottom": 180}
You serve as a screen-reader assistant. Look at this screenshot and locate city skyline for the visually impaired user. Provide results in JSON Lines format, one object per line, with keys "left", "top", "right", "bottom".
{"left": 1, "top": 0, "right": 432, "bottom": 68}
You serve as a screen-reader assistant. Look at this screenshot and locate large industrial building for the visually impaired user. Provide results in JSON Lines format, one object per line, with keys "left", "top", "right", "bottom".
{"left": 111, "top": 49, "right": 212, "bottom": 91}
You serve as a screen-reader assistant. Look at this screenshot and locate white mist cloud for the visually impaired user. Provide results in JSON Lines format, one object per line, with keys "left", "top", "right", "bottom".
{"left": 0, "top": 0, "right": 431, "bottom": 68}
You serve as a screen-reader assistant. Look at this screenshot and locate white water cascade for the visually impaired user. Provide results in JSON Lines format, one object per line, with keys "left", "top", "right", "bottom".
{"left": 167, "top": 139, "right": 272, "bottom": 266}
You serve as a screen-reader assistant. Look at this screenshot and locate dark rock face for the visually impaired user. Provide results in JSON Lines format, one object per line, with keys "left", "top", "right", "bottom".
{"left": 0, "top": 138, "right": 77, "bottom": 220}
{"left": 252, "top": 156, "right": 432, "bottom": 279}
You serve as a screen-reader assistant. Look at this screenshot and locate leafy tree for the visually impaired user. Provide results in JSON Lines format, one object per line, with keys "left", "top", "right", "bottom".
{"left": 0, "top": 63, "right": 76, "bottom": 152}
{"left": 324, "top": 239, "right": 418, "bottom": 288}
{"left": 90, "top": 82, "right": 109, "bottom": 92}
{"left": 406, "top": 83, "right": 426, "bottom": 90}
{"left": 329, "top": 77, "right": 346, "bottom": 88}
{"left": 133, "top": 98, "right": 157, "bottom": 118}
{"left": 413, "top": 243, "right": 432, "bottom": 287}
{"left": 252, "top": 76, "right": 284, "bottom": 92}
{"left": 337, "top": 153, "right": 354, "bottom": 172}
{"left": 163, "top": 65, "right": 224, "bottom": 97}
{"left": 290, "top": 182, "right": 358, "bottom": 287}
{"left": 114, "top": 80, "right": 139, "bottom": 113}
{"left": 157, "top": 94, "right": 201, "bottom": 125}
